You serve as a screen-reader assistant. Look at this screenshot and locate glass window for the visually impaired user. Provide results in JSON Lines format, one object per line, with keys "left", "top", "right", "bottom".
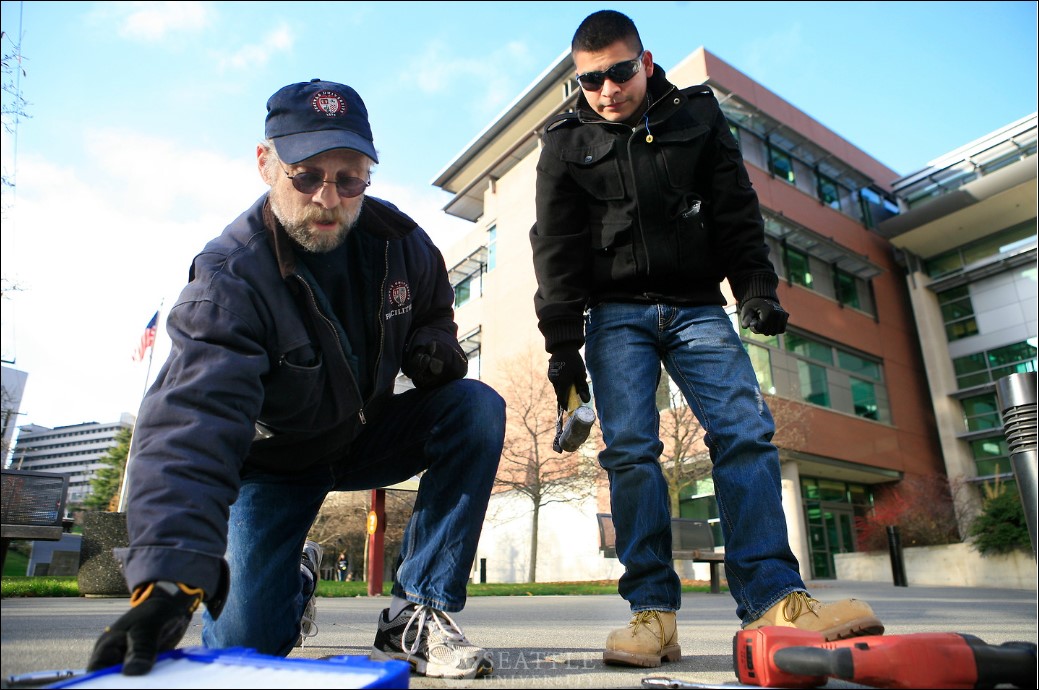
{"left": 988, "top": 341, "right": 1038, "bottom": 380}
{"left": 769, "top": 147, "right": 795, "bottom": 184}
{"left": 786, "top": 333, "right": 833, "bottom": 364}
{"left": 454, "top": 275, "right": 473, "bottom": 308}
{"left": 971, "top": 437, "right": 1012, "bottom": 477}
{"left": 953, "top": 352, "right": 991, "bottom": 389}
{"left": 817, "top": 173, "right": 840, "bottom": 210}
{"left": 785, "top": 247, "right": 813, "bottom": 289}
{"left": 938, "top": 286, "right": 978, "bottom": 342}
{"left": 745, "top": 342, "right": 775, "bottom": 395}
{"left": 837, "top": 351, "right": 881, "bottom": 381}
{"left": 850, "top": 379, "right": 878, "bottom": 420}
{"left": 953, "top": 340, "right": 1038, "bottom": 389}
{"left": 924, "top": 220, "right": 1037, "bottom": 278}
{"left": 798, "top": 360, "right": 830, "bottom": 407}
{"left": 486, "top": 225, "right": 497, "bottom": 272}
{"left": 834, "top": 269, "right": 860, "bottom": 309}
{"left": 962, "top": 394, "right": 1001, "bottom": 432}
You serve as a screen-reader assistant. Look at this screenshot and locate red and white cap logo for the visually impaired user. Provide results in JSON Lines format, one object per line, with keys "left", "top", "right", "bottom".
{"left": 312, "top": 91, "right": 347, "bottom": 117}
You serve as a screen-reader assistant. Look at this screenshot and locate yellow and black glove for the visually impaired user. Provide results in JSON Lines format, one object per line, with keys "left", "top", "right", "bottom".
{"left": 87, "top": 581, "right": 203, "bottom": 676}
{"left": 547, "top": 347, "right": 591, "bottom": 411}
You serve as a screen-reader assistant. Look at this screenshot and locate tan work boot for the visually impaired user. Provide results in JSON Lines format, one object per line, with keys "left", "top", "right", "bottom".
{"left": 603, "top": 610, "right": 681, "bottom": 667}
{"left": 742, "top": 591, "right": 884, "bottom": 641}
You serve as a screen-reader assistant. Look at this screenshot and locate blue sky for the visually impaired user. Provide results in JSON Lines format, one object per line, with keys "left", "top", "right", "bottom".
{"left": 1, "top": 1, "right": 1036, "bottom": 431}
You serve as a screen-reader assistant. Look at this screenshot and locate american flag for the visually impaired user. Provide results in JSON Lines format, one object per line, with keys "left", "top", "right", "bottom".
{"left": 132, "top": 311, "right": 159, "bottom": 362}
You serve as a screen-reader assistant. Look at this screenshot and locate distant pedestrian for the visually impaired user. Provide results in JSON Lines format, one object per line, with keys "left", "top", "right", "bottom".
{"left": 336, "top": 551, "right": 349, "bottom": 582}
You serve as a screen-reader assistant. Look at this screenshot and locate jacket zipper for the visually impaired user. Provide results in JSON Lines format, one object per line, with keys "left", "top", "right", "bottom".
{"left": 626, "top": 84, "right": 676, "bottom": 278}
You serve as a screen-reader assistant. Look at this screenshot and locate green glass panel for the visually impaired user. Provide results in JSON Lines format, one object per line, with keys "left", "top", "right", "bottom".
{"left": 850, "top": 379, "right": 878, "bottom": 420}
{"left": 835, "top": 270, "right": 859, "bottom": 308}
{"left": 817, "top": 480, "right": 847, "bottom": 502}
{"left": 798, "top": 361, "right": 830, "bottom": 407}
{"left": 786, "top": 333, "right": 832, "bottom": 364}
{"left": 837, "top": 351, "right": 880, "bottom": 380}
{"left": 746, "top": 343, "right": 774, "bottom": 395}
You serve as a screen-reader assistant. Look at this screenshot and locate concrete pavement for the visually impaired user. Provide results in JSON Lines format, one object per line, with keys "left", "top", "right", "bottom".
{"left": 2, "top": 579, "right": 1036, "bottom": 688}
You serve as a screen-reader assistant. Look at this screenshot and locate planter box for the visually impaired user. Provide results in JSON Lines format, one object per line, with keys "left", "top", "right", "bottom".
{"left": 835, "top": 543, "right": 1036, "bottom": 589}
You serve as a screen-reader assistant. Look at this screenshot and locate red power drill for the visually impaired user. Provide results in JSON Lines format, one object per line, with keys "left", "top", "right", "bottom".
{"left": 733, "top": 626, "right": 1036, "bottom": 689}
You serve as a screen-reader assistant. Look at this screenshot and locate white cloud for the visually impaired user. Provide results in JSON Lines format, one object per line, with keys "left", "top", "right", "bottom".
{"left": 1, "top": 134, "right": 264, "bottom": 428}
{"left": 401, "top": 39, "right": 535, "bottom": 115}
{"left": 216, "top": 23, "right": 295, "bottom": 72}
{"left": 116, "top": 1, "right": 213, "bottom": 42}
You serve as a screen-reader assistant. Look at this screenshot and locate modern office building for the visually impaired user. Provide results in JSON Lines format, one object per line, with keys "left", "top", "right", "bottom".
{"left": 875, "top": 114, "right": 1038, "bottom": 531}
{"left": 6, "top": 414, "right": 135, "bottom": 506}
{"left": 1, "top": 364, "right": 29, "bottom": 465}
{"left": 433, "top": 48, "right": 947, "bottom": 583}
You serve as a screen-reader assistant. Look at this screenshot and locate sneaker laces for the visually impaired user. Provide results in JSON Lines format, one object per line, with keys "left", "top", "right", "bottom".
{"left": 780, "top": 591, "right": 821, "bottom": 623}
{"left": 299, "top": 608, "right": 319, "bottom": 642}
{"left": 402, "top": 606, "right": 473, "bottom": 656}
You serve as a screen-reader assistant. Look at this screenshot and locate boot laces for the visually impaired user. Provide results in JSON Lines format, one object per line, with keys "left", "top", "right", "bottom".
{"left": 781, "top": 591, "right": 821, "bottom": 622}
{"left": 628, "top": 611, "right": 666, "bottom": 646}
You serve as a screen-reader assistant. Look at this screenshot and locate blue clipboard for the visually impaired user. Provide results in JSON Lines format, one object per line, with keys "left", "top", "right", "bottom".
{"left": 45, "top": 647, "right": 409, "bottom": 689}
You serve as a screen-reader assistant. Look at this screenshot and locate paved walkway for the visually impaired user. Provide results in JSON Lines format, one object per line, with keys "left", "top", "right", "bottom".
{"left": 2, "top": 580, "right": 1036, "bottom": 688}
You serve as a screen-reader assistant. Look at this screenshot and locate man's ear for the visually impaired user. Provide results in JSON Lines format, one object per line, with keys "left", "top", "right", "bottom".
{"left": 257, "top": 144, "right": 272, "bottom": 185}
{"left": 643, "top": 50, "right": 654, "bottom": 78}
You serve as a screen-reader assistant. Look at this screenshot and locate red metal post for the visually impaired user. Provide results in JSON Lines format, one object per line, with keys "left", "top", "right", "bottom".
{"left": 367, "top": 488, "right": 386, "bottom": 596}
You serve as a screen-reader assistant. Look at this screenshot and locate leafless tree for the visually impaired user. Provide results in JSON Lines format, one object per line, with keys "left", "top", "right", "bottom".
{"left": 494, "top": 347, "right": 603, "bottom": 582}
{"left": 656, "top": 372, "right": 711, "bottom": 516}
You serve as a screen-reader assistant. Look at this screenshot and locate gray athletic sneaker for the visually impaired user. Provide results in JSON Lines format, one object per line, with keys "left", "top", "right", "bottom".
{"left": 371, "top": 604, "right": 494, "bottom": 678}
{"left": 295, "top": 540, "right": 323, "bottom": 647}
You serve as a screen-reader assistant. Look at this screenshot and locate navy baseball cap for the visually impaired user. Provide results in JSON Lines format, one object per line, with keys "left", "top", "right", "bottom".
{"left": 265, "top": 79, "right": 378, "bottom": 164}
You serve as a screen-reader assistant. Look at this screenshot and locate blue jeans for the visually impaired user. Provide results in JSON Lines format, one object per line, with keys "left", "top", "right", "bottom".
{"left": 585, "top": 302, "right": 805, "bottom": 623}
{"left": 201, "top": 378, "right": 505, "bottom": 655}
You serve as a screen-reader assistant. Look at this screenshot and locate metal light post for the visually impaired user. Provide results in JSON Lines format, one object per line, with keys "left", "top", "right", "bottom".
{"left": 995, "top": 372, "right": 1037, "bottom": 556}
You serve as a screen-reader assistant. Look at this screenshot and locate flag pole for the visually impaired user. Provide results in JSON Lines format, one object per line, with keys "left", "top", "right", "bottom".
{"left": 140, "top": 300, "right": 163, "bottom": 399}
{"left": 119, "top": 301, "right": 163, "bottom": 513}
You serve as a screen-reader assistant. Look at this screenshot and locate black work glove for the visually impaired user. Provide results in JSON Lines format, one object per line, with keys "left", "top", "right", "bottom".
{"left": 87, "top": 581, "right": 204, "bottom": 676}
{"left": 405, "top": 340, "right": 467, "bottom": 389}
{"left": 740, "top": 297, "right": 789, "bottom": 336}
{"left": 547, "top": 347, "right": 591, "bottom": 411}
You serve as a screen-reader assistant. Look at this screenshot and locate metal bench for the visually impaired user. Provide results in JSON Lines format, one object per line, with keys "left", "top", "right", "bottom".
{"left": 597, "top": 512, "right": 725, "bottom": 594}
{"left": 1, "top": 469, "right": 71, "bottom": 574}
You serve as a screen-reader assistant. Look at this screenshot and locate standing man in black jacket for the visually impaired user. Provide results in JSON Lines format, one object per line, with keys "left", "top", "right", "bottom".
{"left": 530, "top": 11, "right": 883, "bottom": 669}
{"left": 86, "top": 79, "right": 504, "bottom": 680}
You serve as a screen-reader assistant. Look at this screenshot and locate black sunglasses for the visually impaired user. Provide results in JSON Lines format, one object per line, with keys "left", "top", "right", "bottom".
{"left": 575, "top": 51, "right": 644, "bottom": 91}
{"left": 283, "top": 166, "right": 370, "bottom": 198}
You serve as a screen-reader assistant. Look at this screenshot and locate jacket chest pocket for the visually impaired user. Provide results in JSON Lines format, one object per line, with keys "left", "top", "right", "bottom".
{"left": 656, "top": 124, "right": 710, "bottom": 190}
{"left": 560, "top": 140, "right": 625, "bottom": 200}
{"left": 260, "top": 343, "right": 325, "bottom": 432}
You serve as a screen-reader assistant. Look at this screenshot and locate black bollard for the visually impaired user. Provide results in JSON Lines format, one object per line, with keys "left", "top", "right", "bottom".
{"left": 886, "top": 525, "right": 908, "bottom": 587}
{"left": 480, "top": 557, "right": 487, "bottom": 584}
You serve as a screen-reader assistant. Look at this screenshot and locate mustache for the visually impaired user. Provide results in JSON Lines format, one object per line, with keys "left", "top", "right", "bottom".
{"left": 302, "top": 207, "right": 347, "bottom": 225}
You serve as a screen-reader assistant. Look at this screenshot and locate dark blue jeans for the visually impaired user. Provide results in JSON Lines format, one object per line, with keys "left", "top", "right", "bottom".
{"left": 201, "top": 378, "right": 505, "bottom": 654}
{"left": 585, "top": 303, "right": 805, "bottom": 623}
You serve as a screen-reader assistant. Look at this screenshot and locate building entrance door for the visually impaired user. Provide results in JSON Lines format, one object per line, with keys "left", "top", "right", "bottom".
{"left": 803, "top": 501, "right": 856, "bottom": 579}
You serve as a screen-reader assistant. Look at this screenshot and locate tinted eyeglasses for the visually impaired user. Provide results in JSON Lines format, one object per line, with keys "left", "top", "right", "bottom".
{"left": 283, "top": 166, "right": 370, "bottom": 198}
{"left": 575, "top": 51, "right": 644, "bottom": 91}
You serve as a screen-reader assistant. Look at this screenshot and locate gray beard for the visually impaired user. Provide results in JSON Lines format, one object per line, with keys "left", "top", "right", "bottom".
{"left": 273, "top": 197, "right": 364, "bottom": 254}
